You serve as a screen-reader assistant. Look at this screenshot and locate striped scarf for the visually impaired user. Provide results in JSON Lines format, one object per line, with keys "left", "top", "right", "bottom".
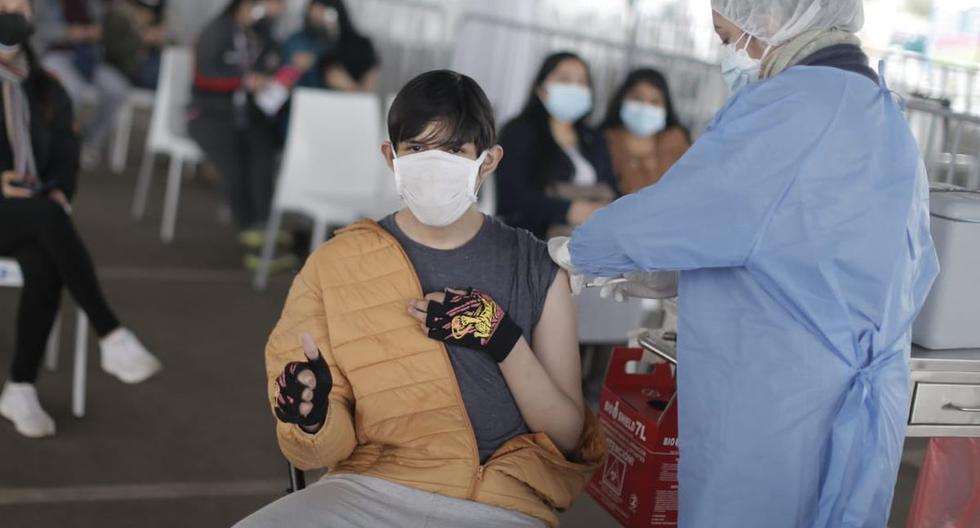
{"left": 0, "top": 53, "right": 36, "bottom": 189}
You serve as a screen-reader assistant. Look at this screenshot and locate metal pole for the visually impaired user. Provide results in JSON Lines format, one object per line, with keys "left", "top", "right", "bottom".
{"left": 625, "top": 0, "right": 641, "bottom": 68}
{"left": 287, "top": 463, "right": 306, "bottom": 494}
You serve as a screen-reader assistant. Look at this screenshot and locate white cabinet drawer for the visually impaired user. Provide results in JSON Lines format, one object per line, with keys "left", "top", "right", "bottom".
{"left": 910, "top": 383, "right": 980, "bottom": 425}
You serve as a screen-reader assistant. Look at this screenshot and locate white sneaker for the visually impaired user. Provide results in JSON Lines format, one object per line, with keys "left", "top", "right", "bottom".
{"left": 0, "top": 382, "right": 56, "bottom": 438}
{"left": 100, "top": 328, "right": 163, "bottom": 384}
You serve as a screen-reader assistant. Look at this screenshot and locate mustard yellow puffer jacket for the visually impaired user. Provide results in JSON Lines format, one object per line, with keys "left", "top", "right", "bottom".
{"left": 266, "top": 220, "right": 607, "bottom": 527}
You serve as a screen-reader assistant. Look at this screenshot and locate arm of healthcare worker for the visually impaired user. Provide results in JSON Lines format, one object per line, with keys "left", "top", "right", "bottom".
{"left": 569, "top": 80, "right": 826, "bottom": 276}
{"left": 265, "top": 262, "right": 357, "bottom": 471}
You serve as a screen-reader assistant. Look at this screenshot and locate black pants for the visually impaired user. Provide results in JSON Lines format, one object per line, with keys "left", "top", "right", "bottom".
{"left": 0, "top": 198, "right": 120, "bottom": 383}
{"left": 188, "top": 114, "right": 278, "bottom": 230}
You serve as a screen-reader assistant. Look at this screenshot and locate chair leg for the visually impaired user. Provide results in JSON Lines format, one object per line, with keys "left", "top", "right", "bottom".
{"left": 111, "top": 101, "right": 134, "bottom": 174}
{"left": 253, "top": 210, "right": 283, "bottom": 291}
{"left": 72, "top": 310, "right": 89, "bottom": 418}
{"left": 44, "top": 311, "right": 62, "bottom": 371}
{"left": 161, "top": 156, "right": 183, "bottom": 243}
{"left": 287, "top": 462, "right": 306, "bottom": 494}
{"left": 133, "top": 150, "right": 156, "bottom": 219}
{"left": 310, "top": 219, "right": 328, "bottom": 254}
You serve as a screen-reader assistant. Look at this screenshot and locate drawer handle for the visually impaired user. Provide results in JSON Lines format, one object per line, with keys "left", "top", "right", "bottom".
{"left": 944, "top": 403, "right": 980, "bottom": 413}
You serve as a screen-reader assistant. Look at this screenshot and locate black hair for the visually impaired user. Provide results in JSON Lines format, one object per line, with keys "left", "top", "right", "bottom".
{"left": 223, "top": 0, "right": 245, "bottom": 15}
{"left": 308, "top": 0, "right": 357, "bottom": 41}
{"left": 602, "top": 68, "right": 688, "bottom": 140}
{"left": 501, "top": 52, "right": 597, "bottom": 191}
{"left": 388, "top": 70, "right": 496, "bottom": 153}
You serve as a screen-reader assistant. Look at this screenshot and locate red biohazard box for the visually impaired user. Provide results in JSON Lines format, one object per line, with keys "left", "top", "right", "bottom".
{"left": 588, "top": 348, "right": 679, "bottom": 527}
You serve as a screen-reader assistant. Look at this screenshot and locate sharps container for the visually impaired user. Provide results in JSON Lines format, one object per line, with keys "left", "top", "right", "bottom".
{"left": 913, "top": 190, "right": 980, "bottom": 350}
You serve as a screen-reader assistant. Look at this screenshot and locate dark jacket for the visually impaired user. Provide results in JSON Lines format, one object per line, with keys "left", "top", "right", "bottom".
{"left": 0, "top": 64, "right": 79, "bottom": 201}
{"left": 496, "top": 115, "right": 618, "bottom": 239}
{"left": 190, "top": 13, "right": 281, "bottom": 126}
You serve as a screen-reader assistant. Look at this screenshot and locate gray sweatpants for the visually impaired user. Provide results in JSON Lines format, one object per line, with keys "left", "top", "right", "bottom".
{"left": 234, "top": 474, "right": 546, "bottom": 528}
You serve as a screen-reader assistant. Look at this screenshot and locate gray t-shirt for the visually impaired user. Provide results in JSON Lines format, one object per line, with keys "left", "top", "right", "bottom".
{"left": 380, "top": 214, "right": 559, "bottom": 462}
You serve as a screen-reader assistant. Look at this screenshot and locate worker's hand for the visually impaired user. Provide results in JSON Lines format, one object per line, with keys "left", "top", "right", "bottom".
{"left": 273, "top": 333, "right": 332, "bottom": 433}
{"left": 547, "top": 237, "right": 586, "bottom": 295}
{"left": 567, "top": 200, "right": 605, "bottom": 225}
{"left": 1, "top": 171, "right": 32, "bottom": 199}
{"left": 291, "top": 52, "right": 317, "bottom": 72}
{"left": 596, "top": 272, "right": 679, "bottom": 303}
{"left": 408, "top": 288, "right": 523, "bottom": 363}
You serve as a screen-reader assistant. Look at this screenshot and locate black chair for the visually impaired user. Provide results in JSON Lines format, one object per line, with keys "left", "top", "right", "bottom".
{"left": 287, "top": 462, "right": 307, "bottom": 494}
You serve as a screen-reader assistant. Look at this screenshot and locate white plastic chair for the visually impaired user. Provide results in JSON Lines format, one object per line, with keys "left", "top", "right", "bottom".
{"left": 0, "top": 258, "right": 90, "bottom": 417}
{"left": 253, "top": 89, "right": 395, "bottom": 290}
{"left": 110, "top": 88, "right": 156, "bottom": 174}
{"left": 131, "top": 47, "right": 203, "bottom": 243}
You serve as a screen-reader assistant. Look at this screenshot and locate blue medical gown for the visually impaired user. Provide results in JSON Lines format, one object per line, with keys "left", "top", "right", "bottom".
{"left": 570, "top": 66, "right": 939, "bottom": 527}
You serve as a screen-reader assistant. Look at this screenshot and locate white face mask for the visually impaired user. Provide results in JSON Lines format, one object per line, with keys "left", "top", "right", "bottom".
{"left": 543, "top": 83, "right": 593, "bottom": 123}
{"left": 720, "top": 32, "right": 761, "bottom": 95}
{"left": 392, "top": 147, "right": 489, "bottom": 227}
{"left": 620, "top": 101, "right": 667, "bottom": 137}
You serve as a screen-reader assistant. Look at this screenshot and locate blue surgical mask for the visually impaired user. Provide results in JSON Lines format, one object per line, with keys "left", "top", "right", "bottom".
{"left": 620, "top": 101, "right": 667, "bottom": 137}
{"left": 720, "top": 33, "right": 761, "bottom": 95}
{"left": 543, "top": 83, "right": 593, "bottom": 123}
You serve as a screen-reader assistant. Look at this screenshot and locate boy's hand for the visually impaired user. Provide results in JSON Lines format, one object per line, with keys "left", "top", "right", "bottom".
{"left": 274, "top": 333, "right": 332, "bottom": 433}
{"left": 408, "top": 288, "right": 523, "bottom": 363}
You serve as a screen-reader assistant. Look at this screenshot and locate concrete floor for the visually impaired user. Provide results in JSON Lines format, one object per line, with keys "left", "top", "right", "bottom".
{"left": 0, "top": 133, "right": 926, "bottom": 527}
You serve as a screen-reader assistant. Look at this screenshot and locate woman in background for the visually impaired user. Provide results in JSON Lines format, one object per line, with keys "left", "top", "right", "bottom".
{"left": 602, "top": 68, "right": 690, "bottom": 193}
{"left": 0, "top": 0, "right": 161, "bottom": 439}
{"left": 496, "top": 52, "right": 617, "bottom": 240}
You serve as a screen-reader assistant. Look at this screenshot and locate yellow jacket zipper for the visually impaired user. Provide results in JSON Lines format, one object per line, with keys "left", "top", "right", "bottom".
{"left": 383, "top": 227, "right": 485, "bottom": 500}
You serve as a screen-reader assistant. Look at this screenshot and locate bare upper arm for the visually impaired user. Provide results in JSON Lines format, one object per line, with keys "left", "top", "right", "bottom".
{"left": 531, "top": 269, "right": 584, "bottom": 410}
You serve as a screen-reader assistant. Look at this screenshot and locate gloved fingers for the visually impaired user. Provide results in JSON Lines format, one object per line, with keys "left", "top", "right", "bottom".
{"left": 569, "top": 272, "right": 587, "bottom": 296}
{"left": 299, "top": 401, "right": 313, "bottom": 418}
{"left": 302, "top": 387, "right": 313, "bottom": 402}
{"left": 443, "top": 287, "right": 470, "bottom": 299}
{"left": 296, "top": 368, "right": 316, "bottom": 389}
{"left": 274, "top": 404, "right": 295, "bottom": 423}
{"left": 424, "top": 291, "right": 447, "bottom": 304}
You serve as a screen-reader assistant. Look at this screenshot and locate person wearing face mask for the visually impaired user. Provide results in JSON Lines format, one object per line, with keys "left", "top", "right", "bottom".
{"left": 602, "top": 68, "right": 691, "bottom": 194}
{"left": 496, "top": 52, "right": 618, "bottom": 240}
{"left": 239, "top": 70, "right": 604, "bottom": 528}
{"left": 32, "top": 0, "right": 131, "bottom": 168}
{"left": 103, "top": 0, "right": 168, "bottom": 89}
{"left": 550, "top": 1, "right": 939, "bottom": 526}
{"left": 0, "top": 0, "right": 161, "bottom": 439}
{"left": 280, "top": 0, "right": 347, "bottom": 89}
{"left": 188, "top": 0, "right": 298, "bottom": 270}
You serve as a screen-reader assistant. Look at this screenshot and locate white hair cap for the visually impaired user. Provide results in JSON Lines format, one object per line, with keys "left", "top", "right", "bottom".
{"left": 711, "top": 0, "right": 864, "bottom": 45}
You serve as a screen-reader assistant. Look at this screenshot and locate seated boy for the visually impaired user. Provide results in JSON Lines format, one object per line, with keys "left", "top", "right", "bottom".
{"left": 237, "top": 70, "right": 605, "bottom": 528}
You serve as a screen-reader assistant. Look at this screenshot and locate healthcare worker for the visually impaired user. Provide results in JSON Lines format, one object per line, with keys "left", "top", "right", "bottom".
{"left": 551, "top": 1, "right": 940, "bottom": 526}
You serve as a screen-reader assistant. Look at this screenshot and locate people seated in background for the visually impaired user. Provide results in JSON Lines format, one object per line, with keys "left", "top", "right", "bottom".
{"left": 496, "top": 52, "right": 618, "bottom": 240}
{"left": 32, "top": 0, "right": 130, "bottom": 168}
{"left": 280, "top": 0, "right": 348, "bottom": 89}
{"left": 0, "top": 0, "right": 161, "bottom": 439}
{"left": 317, "top": 30, "right": 379, "bottom": 93}
{"left": 188, "top": 0, "right": 296, "bottom": 270}
{"left": 103, "top": 0, "right": 168, "bottom": 90}
{"left": 238, "top": 70, "right": 604, "bottom": 528}
{"left": 282, "top": 0, "right": 379, "bottom": 93}
{"left": 602, "top": 68, "right": 691, "bottom": 193}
